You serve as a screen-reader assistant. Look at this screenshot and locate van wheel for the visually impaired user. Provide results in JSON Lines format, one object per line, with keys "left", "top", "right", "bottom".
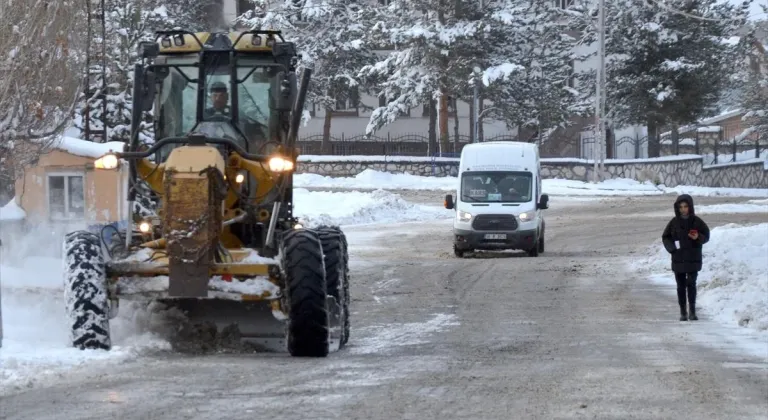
{"left": 453, "top": 246, "right": 464, "bottom": 258}
{"left": 538, "top": 227, "right": 545, "bottom": 253}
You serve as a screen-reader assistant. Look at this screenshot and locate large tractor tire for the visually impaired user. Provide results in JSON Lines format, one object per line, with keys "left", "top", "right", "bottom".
{"left": 316, "top": 225, "right": 350, "bottom": 348}
{"left": 280, "top": 229, "right": 329, "bottom": 357}
{"left": 62, "top": 231, "right": 111, "bottom": 350}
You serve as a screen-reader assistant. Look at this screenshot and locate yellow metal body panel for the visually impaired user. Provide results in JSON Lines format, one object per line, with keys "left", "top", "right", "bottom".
{"left": 158, "top": 32, "right": 210, "bottom": 53}
{"left": 229, "top": 32, "right": 275, "bottom": 52}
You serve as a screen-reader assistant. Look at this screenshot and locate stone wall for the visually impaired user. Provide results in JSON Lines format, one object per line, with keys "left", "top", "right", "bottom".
{"left": 702, "top": 160, "right": 768, "bottom": 189}
{"left": 296, "top": 155, "right": 768, "bottom": 189}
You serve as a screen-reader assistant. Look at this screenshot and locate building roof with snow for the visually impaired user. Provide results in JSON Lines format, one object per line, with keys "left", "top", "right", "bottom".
{"left": 49, "top": 136, "right": 126, "bottom": 159}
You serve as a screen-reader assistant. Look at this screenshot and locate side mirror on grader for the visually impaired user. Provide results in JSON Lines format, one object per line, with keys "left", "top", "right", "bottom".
{"left": 62, "top": 30, "right": 350, "bottom": 358}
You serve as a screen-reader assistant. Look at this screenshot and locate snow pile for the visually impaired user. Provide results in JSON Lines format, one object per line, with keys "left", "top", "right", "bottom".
{"left": 292, "top": 188, "right": 451, "bottom": 227}
{"left": 543, "top": 178, "right": 662, "bottom": 196}
{"left": 50, "top": 136, "right": 125, "bottom": 158}
{"left": 295, "top": 169, "right": 456, "bottom": 191}
{"left": 0, "top": 257, "right": 170, "bottom": 392}
{"left": 633, "top": 223, "right": 768, "bottom": 336}
{"left": 696, "top": 202, "right": 768, "bottom": 214}
{"left": 295, "top": 170, "right": 768, "bottom": 198}
{"left": 0, "top": 200, "right": 25, "bottom": 221}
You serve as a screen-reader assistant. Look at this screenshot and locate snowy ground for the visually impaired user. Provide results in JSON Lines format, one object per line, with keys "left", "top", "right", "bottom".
{"left": 632, "top": 223, "right": 768, "bottom": 340}
{"left": 295, "top": 169, "right": 768, "bottom": 197}
{"left": 2, "top": 171, "right": 767, "bottom": 414}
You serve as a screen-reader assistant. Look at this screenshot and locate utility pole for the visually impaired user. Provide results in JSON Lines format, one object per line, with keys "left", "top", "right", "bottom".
{"left": 473, "top": 66, "right": 481, "bottom": 143}
{"left": 472, "top": 0, "right": 484, "bottom": 144}
{"left": 593, "top": 0, "right": 606, "bottom": 183}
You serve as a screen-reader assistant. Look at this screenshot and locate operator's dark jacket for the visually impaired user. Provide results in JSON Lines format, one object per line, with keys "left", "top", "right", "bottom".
{"left": 661, "top": 194, "right": 710, "bottom": 273}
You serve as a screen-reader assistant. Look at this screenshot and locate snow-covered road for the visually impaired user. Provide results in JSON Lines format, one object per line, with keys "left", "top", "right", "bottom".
{"left": 1, "top": 193, "right": 767, "bottom": 419}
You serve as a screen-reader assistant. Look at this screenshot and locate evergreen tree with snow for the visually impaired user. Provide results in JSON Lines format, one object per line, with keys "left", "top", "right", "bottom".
{"left": 75, "top": 0, "right": 173, "bottom": 145}
{"left": 237, "top": 0, "right": 379, "bottom": 153}
{"left": 604, "top": 0, "right": 751, "bottom": 156}
{"left": 360, "top": 0, "right": 586, "bottom": 151}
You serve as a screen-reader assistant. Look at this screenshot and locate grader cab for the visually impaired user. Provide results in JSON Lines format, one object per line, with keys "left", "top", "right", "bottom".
{"left": 62, "top": 30, "right": 349, "bottom": 357}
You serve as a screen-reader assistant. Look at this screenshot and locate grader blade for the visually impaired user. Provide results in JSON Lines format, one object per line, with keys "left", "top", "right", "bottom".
{"left": 165, "top": 299, "right": 288, "bottom": 352}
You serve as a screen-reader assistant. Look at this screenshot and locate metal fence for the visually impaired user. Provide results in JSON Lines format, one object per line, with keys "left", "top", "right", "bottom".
{"left": 579, "top": 129, "right": 767, "bottom": 165}
{"left": 296, "top": 133, "right": 521, "bottom": 157}
{"left": 297, "top": 129, "right": 767, "bottom": 165}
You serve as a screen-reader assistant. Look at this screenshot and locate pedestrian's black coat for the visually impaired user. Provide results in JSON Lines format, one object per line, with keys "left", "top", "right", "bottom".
{"left": 662, "top": 194, "right": 710, "bottom": 273}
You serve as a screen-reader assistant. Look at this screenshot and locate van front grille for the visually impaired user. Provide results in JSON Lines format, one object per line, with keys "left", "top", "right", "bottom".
{"left": 472, "top": 214, "right": 519, "bottom": 231}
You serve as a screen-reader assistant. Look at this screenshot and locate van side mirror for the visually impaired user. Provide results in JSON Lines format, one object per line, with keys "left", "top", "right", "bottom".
{"left": 444, "top": 194, "right": 454, "bottom": 210}
{"left": 269, "top": 71, "right": 296, "bottom": 111}
{"left": 537, "top": 193, "right": 549, "bottom": 210}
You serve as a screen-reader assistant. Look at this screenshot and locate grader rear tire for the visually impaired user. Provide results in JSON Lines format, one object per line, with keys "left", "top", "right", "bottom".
{"left": 316, "top": 225, "right": 350, "bottom": 348}
{"left": 63, "top": 231, "right": 111, "bottom": 350}
{"left": 281, "top": 229, "right": 329, "bottom": 357}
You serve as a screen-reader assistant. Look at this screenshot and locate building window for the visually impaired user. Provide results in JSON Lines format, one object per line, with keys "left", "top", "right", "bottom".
{"left": 237, "top": 0, "right": 252, "bottom": 15}
{"left": 567, "top": 60, "right": 575, "bottom": 88}
{"left": 555, "top": 0, "right": 574, "bottom": 8}
{"left": 48, "top": 174, "right": 85, "bottom": 220}
{"left": 332, "top": 86, "right": 359, "bottom": 116}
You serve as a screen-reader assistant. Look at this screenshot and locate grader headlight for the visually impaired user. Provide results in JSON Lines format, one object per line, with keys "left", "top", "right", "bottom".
{"left": 268, "top": 156, "right": 294, "bottom": 173}
{"left": 94, "top": 153, "right": 119, "bottom": 170}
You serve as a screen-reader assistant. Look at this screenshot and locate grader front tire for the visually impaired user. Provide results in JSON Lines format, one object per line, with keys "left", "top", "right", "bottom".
{"left": 62, "top": 231, "right": 112, "bottom": 351}
{"left": 316, "top": 225, "right": 350, "bottom": 348}
{"left": 281, "top": 229, "right": 329, "bottom": 357}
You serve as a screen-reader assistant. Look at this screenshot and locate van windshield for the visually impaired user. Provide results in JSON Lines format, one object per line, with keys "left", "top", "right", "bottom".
{"left": 461, "top": 171, "right": 533, "bottom": 203}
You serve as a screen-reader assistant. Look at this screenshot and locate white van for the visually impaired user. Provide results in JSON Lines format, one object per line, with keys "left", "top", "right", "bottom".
{"left": 444, "top": 141, "right": 549, "bottom": 258}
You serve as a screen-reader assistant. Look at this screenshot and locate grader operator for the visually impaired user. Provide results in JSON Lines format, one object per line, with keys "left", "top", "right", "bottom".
{"left": 62, "top": 30, "right": 350, "bottom": 357}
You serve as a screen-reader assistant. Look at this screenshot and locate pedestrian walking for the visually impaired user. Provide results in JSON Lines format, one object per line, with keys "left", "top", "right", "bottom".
{"left": 661, "top": 194, "right": 710, "bottom": 321}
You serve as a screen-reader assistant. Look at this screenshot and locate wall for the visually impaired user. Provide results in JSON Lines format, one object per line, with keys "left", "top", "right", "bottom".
{"left": 296, "top": 155, "right": 768, "bottom": 189}
{"left": 14, "top": 149, "right": 126, "bottom": 224}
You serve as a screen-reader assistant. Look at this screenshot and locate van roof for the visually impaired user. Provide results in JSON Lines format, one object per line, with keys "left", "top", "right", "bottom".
{"left": 459, "top": 141, "right": 539, "bottom": 172}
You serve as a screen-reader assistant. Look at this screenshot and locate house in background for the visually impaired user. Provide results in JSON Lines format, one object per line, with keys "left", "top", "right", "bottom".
{"left": 7, "top": 137, "right": 128, "bottom": 236}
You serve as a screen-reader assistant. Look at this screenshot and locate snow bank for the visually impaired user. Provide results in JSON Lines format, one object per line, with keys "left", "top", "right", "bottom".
{"left": 50, "top": 136, "right": 125, "bottom": 158}
{"left": 0, "top": 258, "right": 170, "bottom": 392}
{"left": 632, "top": 223, "right": 768, "bottom": 338}
{"left": 696, "top": 202, "right": 768, "bottom": 214}
{"left": 0, "top": 200, "right": 25, "bottom": 221}
{"left": 295, "top": 170, "right": 768, "bottom": 198}
{"left": 292, "top": 188, "right": 452, "bottom": 227}
{"left": 295, "top": 169, "right": 456, "bottom": 191}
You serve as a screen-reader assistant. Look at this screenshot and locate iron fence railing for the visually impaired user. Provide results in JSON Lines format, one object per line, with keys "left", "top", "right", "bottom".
{"left": 297, "top": 129, "right": 767, "bottom": 165}
{"left": 579, "top": 130, "right": 767, "bottom": 164}
{"left": 296, "top": 133, "right": 522, "bottom": 156}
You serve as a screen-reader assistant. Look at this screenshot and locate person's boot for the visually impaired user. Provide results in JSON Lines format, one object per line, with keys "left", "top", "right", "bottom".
{"left": 677, "top": 287, "right": 688, "bottom": 321}
{"left": 687, "top": 279, "right": 698, "bottom": 321}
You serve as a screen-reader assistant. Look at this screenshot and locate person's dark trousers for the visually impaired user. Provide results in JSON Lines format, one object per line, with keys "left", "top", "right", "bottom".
{"left": 674, "top": 272, "right": 698, "bottom": 320}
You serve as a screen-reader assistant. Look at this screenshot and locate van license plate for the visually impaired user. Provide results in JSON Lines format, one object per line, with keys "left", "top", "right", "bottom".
{"left": 484, "top": 234, "right": 506, "bottom": 240}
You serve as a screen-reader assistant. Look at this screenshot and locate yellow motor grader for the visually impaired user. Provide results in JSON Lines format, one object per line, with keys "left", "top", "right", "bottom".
{"left": 62, "top": 30, "right": 349, "bottom": 357}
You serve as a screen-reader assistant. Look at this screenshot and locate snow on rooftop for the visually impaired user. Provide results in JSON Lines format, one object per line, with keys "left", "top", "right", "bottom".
{"left": 49, "top": 136, "right": 126, "bottom": 159}
{"left": 0, "top": 199, "right": 26, "bottom": 221}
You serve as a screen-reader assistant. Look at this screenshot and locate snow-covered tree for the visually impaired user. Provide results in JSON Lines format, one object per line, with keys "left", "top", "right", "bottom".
{"left": 237, "top": 0, "right": 379, "bottom": 153}
{"left": 0, "top": 0, "right": 87, "bottom": 199}
{"left": 75, "top": 0, "right": 175, "bottom": 145}
{"left": 604, "top": 0, "right": 752, "bottom": 156}
{"left": 359, "top": 0, "right": 586, "bottom": 151}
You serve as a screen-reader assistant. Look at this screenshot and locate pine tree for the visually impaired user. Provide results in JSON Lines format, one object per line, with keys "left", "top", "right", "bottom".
{"left": 360, "top": 0, "right": 586, "bottom": 151}
{"left": 604, "top": 0, "right": 751, "bottom": 156}
{"left": 238, "top": 0, "right": 379, "bottom": 153}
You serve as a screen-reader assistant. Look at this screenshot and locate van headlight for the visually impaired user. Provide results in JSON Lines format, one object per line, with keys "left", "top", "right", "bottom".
{"left": 519, "top": 212, "right": 534, "bottom": 222}
{"left": 457, "top": 211, "right": 472, "bottom": 222}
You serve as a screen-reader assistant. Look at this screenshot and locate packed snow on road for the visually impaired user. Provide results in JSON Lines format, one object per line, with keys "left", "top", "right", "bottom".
{"left": 1, "top": 170, "right": 767, "bottom": 401}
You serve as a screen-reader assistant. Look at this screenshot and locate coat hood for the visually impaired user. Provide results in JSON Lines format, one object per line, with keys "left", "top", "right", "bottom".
{"left": 674, "top": 194, "right": 695, "bottom": 217}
